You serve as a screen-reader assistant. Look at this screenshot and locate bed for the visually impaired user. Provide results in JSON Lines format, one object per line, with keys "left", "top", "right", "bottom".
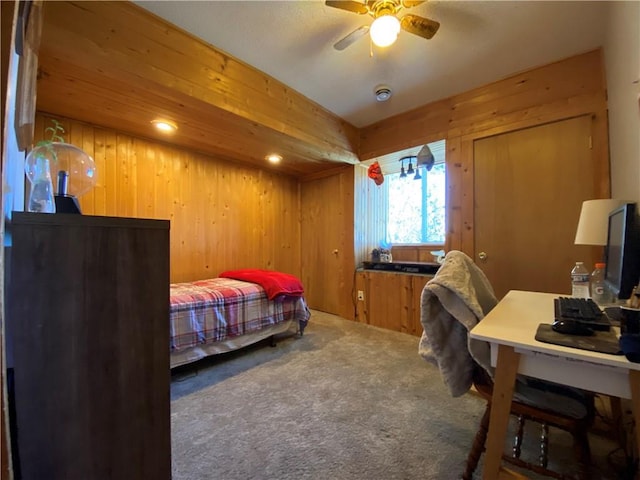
{"left": 169, "top": 270, "right": 310, "bottom": 368}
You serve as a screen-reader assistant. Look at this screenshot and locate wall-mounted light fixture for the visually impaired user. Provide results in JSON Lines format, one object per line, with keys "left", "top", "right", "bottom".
{"left": 399, "top": 155, "right": 423, "bottom": 180}
{"left": 399, "top": 158, "right": 407, "bottom": 178}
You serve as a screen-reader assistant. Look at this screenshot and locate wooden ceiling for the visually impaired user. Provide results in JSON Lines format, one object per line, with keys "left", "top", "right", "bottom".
{"left": 35, "top": 2, "right": 607, "bottom": 180}
{"left": 36, "top": 1, "right": 361, "bottom": 178}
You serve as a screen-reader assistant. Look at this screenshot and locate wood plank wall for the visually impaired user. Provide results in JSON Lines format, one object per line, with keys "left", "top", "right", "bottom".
{"left": 358, "top": 49, "right": 609, "bottom": 257}
{"left": 30, "top": 49, "right": 609, "bottom": 323}
{"left": 360, "top": 50, "right": 607, "bottom": 161}
{"left": 36, "top": 1, "right": 359, "bottom": 176}
{"left": 33, "top": 114, "right": 301, "bottom": 283}
{"left": 390, "top": 246, "right": 443, "bottom": 263}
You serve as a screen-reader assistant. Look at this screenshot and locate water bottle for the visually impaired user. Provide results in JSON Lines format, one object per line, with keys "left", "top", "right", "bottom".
{"left": 590, "top": 262, "right": 611, "bottom": 305}
{"left": 571, "top": 262, "right": 590, "bottom": 298}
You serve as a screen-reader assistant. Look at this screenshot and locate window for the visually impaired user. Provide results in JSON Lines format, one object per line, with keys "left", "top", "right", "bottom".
{"left": 386, "top": 141, "right": 446, "bottom": 244}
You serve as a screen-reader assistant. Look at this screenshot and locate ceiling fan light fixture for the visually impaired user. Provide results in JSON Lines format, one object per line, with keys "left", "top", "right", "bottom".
{"left": 370, "top": 15, "right": 401, "bottom": 47}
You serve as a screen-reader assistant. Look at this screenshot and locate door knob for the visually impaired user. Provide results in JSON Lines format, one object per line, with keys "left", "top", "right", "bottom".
{"left": 478, "top": 252, "right": 488, "bottom": 261}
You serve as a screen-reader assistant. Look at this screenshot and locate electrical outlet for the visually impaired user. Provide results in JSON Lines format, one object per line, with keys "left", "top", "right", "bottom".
{"left": 357, "top": 290, "right": 365, "bottom": 301}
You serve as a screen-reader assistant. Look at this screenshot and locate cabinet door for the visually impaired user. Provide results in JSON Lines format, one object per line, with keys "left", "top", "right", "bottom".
{"left": 366, "top": 272, "right": 412, "bottom": 332}
{"left": 355, "top": 271, "right": 431, "bottom": 336}
{"left": 474, "top": 116, "right": 600, "bottom": 299}
{"left": 8, "top": 213, "right": 170, "bottom": 480}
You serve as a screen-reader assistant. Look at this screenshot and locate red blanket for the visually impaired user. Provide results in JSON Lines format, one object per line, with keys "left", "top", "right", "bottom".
{"left": 219, "top": 269, "right": 305, "bottom": 300}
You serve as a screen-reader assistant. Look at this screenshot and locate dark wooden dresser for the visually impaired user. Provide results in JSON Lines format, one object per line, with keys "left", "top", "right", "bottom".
{"left": 6, "top": 212, "right": 171, "bottom": 480}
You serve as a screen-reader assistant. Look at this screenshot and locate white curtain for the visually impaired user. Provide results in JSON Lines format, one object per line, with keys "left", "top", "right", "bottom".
{"left": 354, "top": 164, "right": 388, "bottom": 267}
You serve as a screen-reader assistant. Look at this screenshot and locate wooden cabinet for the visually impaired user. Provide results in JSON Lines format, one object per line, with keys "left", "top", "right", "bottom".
{"left": 6, "top": 212, "right": 170, "bottom": 480}
{"left": 354, "top": 270, "right": 432, "bottom": 336}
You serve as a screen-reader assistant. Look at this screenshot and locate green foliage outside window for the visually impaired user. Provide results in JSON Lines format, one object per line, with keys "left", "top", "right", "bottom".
{"left": 386, "top": 162, "right": 445, "bottom": 244}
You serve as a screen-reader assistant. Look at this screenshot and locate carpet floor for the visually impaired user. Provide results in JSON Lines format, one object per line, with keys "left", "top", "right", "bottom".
{"left": 171, "top": 310, "right": 629, "bottom": 479}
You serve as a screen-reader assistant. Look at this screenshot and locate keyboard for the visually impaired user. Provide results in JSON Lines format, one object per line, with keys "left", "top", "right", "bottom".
{"left": 554, "top": 297, "right": 611, "bottom": 331}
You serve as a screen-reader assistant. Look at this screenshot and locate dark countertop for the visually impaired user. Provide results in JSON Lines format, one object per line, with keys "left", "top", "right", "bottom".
{"left": 361, "top": 261, "right": 440, "bottom": 275}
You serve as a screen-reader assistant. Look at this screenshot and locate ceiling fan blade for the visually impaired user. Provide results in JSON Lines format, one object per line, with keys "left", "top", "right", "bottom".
{"left": 400, "top": 13, "right": 440, "bottom": 39}
{"left": 325, "top": 1, "right": 369, "bottom": 15}
{"left": 333, "top": 25, "right": 370, "bottom": 51}
{"left": 401, "top": 0, "right": 425, "bottom": 8}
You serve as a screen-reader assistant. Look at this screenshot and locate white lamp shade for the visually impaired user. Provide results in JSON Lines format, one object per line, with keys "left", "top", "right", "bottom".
{"left": 574, "top": 199, "right": 624, "bottom": 245}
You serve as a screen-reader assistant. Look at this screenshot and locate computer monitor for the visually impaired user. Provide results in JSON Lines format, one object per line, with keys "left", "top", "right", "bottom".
{"left": 604, "top": 202, "right": 640, "bottom": 300}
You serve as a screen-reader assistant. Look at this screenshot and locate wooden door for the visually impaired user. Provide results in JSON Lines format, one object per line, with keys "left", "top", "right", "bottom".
{"left": 474, "top": 116, "right": 601, "bottom": 299}
{"left": 300, "top": 167, "right": 355, "bottom": 319}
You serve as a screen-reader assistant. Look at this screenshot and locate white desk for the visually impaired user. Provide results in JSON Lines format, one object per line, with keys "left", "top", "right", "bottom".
{"left": 470, "top": 290, "right": 640, "bottom": 479}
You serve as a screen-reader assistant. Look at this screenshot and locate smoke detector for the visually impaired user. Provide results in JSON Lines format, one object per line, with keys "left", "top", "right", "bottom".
{"left": 374, "top": 85, "right": 392, "bottom": 102}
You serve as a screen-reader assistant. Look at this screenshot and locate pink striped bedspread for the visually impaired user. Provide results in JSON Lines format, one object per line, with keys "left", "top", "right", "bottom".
{"left": 170, "top": 277, "right": 310, "bottom": 351}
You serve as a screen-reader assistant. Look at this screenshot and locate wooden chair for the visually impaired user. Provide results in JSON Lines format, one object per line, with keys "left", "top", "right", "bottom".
{"left": 419, "top": 251, "right": 596, "bottom": 479}
{"left": 462, "top": 366, "right": 595, "bottom": 480}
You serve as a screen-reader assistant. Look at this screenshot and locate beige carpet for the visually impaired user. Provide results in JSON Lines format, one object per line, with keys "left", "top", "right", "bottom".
{"left": 170, "top": 310, "right": 628, "bottom": 479}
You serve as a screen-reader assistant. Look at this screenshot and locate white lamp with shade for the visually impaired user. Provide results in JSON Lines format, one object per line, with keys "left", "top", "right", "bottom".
{"left": 574, "top": 199, "right": 624, "bottom": 303}
{"left": 574, "top": 199, "right": 625, "bottom": 246}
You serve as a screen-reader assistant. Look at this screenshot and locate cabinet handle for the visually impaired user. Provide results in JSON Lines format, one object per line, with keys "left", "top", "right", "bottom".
{"left": 478, "top": 252, "right": 488, "bottom": 261}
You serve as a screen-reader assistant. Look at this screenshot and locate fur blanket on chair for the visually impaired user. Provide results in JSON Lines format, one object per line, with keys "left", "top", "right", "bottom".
{"left": 418, "top": 250, "right": 497, "bottom": 397}
{"left": 419, "top": 251, "right": 591, "bottom": 418}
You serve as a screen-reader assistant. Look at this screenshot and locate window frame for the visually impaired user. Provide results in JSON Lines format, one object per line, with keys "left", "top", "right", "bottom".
{"left": 384, "top": 159, "right": 446, "bottom": 246}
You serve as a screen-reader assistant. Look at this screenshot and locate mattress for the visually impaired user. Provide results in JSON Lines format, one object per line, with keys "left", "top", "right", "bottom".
{"left": 169, "top": 277, "right": 310, "bottom": 367}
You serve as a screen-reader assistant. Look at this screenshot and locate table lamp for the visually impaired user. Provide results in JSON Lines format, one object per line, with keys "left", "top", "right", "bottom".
{"left": 25, "top": 142, "right": 97, "bottom": 214}
{"left": 574, "top": 199, "right": 624, "bottom": 246}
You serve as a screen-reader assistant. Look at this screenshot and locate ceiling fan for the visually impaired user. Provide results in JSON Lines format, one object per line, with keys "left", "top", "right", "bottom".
{"left": 326, "top": 0, "right": 440, "bottom": 51}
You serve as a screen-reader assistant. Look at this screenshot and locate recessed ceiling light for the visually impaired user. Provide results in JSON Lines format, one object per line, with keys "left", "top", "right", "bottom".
{"left": 151, "top": 119, "right": 178, "bottom": 133}
{"left": 265, "top": 153, "right": 282, "bottom": 164}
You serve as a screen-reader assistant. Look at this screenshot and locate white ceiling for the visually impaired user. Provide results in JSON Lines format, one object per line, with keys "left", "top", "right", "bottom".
{"left": 135, "top": 0, "right": 607, "bottom": 129}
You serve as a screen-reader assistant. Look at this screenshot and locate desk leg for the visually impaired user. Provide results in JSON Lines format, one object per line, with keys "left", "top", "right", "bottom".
{"left": 482, "top": 344, "right": 521, "bottom": 479}
{"left": 629, "top": 370, "right": 640, "bottom": 461}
